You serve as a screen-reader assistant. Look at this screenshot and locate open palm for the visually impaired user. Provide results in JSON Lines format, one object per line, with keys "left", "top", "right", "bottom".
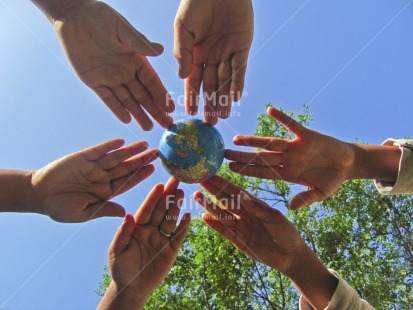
{"left": 107, "top": 179, "right": 190, "bottom": 303}
{"left": 226, "top": 107, "right": 356, "bottom": 209}
{"left": 31, "top": 139, "right": 157, "bottom": 222}
{"left": 55, "top": 1, "right": 174, "bottom": 130}
{"left": 195, "top": 176, "right": 304, "bottom": 274}
{"left": 174, "top": 0, "right": 253, "bottom": 124}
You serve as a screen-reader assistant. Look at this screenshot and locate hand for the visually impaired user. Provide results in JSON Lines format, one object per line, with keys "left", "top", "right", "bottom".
{"left": 174, "top": 0, "right": 253, "bottom": 124}
{"left": 225, "top": 107, "right": 356, "bottom": 210}
{"left": 98, "top": 178, "right": 191, "bottom": 309}
{"left": 31, "top": 139, "right": 158, "bottom": 223}
{"left": 195, "top": 176, "right": 338, "bottom": 309}
{"left": 195, "top": 175, "right": 304, "bottom": 274}
{"left": 54, "top": 1, "right": 174, "bottom": 130}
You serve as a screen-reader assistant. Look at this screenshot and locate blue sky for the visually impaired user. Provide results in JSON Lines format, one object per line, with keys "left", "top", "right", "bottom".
{"left": 0, "top": 0, "right": 412, "bottom": 309}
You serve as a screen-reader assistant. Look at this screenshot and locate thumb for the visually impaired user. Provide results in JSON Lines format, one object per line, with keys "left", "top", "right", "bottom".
{"left": 84, "top": 201, "right": 126, "bottom": 221}
{"left": 109, "top": 214, "right": 135, "bottom": 258}
{"left": 118, "top": 22, "right": 164, "bottom": 56}
{"left": 171, "top": 212, "right": 191, "bottom": 250}
{"left": 289, "top": 189, "right": 324, "bottom": 210}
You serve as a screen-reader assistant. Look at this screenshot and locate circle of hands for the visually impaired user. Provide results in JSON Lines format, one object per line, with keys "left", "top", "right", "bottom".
{"left": 29, "top": 108, "right": 354, "bottom": 307}
{"left": 32, "top": 0, "right": 360, "bottom": 307}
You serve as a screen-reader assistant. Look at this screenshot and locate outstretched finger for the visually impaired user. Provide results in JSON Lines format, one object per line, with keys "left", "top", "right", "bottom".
{"left": 174, "top": 20, "right": 194, "bottom": 79}
{"left": 111, "top": 164, "right": 155, "bottom": 197}
{"left": 82, "top": 139, "right": 125, "bottom": 161}
{"left": 199, "top": 181, "right": 232, "bottom": 210}
{"left": 225, "top": 149, "right": 283, "bottom": 166}
{"left": 127, "top": 66, "right": 173, "bottom": 129}
{"left": 202, "top": 213, "right": 238, "bottom": 246}
{"left": 233, "top": 135, "right": 289, "bottom": 152}
{"left": 185, "top": 63, "right": 203, "bottom": 116}
{"left": 94, "top": 86, "right": 132, "bottom": 124}
{"left": 202, "top": 175, "right": 253, "bottom": 201}
{"left": 125, "top": 78, "right": 154, "bottom": 131}
{"left": 134, "top": 183, "right": 165, "bottom": 224}
{"left": 170, "top": 212, "right": 191, "bottom": 251}
{"left": 159, "top": 189, "right": 184, "bottom": 235}
{"left": 136, "top": 60, "right": 175, "bottom": 113}
{"left": 193, "top": 191, "right": 237, "bottom": 227}
{"left": 228, "top": 162, "right": 283, "bottom": 180}
{"left": 200, "top": 177, "right": 245, "bottom": 215}
{"left": 151, "top": 177, "right": 180, "bottom": 225}
{"left": 99, "top": 141, "right": 148, "bottom": 169}
{"left": 109, "top": 149, "right": 158, "bottom": 180}
{"left": 217, "top": 60, "right": 232, "bottom": 119}
{"left": 204, "top": 99, "right": 219, "bottom": 125}
{"left": 238, "top": 191, "right": 282, "bottom": 222}
{"left": 140, "top": 99, "right": 174, "bottom": 129}
{"left": 230, "top": 51, "right": 249, "bottom": 102}
{"left": 267, "top": 107, "right": 305, "bottom": 136}
{"left": 202, "top": 64, "right": 219, "bottom": 124}
{"left": 128, "top": 76, "right": 175, "bottom": 130}
{"left": 112, "top": 84, "right": 155, "bottom": 131}
{"left": 164, "top": 177, "right": 180, "bottom": 194}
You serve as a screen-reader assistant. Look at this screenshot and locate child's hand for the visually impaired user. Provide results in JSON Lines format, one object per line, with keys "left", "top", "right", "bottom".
{"left": 31, "top": 139, "right": 157, "bottom": 222}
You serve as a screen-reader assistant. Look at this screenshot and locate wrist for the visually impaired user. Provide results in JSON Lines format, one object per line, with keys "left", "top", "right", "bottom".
{"left": 348, "top": 143, "right": 400, "bottom": 181}
{"left": 0, "top": 169, "right": 40, "bottom": 214}
{"left": 284, "top": 244, "right": 338, "bottom": 310}
{"left": 98, "top": 281, "right": 148, "bottom": 310}
{"left": 27, "top": 170, "right": 46, "bottom": 216}
{"left": 31, "top": 0, "right": 94, "bottom": 24}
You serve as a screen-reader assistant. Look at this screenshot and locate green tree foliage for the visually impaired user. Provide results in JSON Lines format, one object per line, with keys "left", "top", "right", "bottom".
{"left": 97, "top": 105, "right": 413, "bottom": 309}
{"left": 96, "top": 266, "right": 111, "bottom": 297}
{"left": 144, "top": 219, "right": 298, "bottom": 309}
{"left": 290, "top": 179, "right": 413, "bottom": 308}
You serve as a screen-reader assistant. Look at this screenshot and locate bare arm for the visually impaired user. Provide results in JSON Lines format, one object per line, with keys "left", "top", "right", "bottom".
{"left": 349, "top": 143, "right": 400, "bottom": 181}
{"left": 30, "top": 0, "right": 87, "bottom": 23}
{"left": 0, "top": 169, "right": 36, "bottom": 213}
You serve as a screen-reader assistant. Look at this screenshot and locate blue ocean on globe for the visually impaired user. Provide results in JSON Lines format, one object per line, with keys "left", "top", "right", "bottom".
{"left": 159, "top": 118, "right": 225, "bottom": 183}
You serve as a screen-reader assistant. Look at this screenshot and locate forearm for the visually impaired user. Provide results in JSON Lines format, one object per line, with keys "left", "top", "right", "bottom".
{"left": 284, "top": 244, "right": 338, "bottom": 310}
{"left": 0, "top": 169, "right": 38, "bottom": 214}
{"left": 30, "top": 0, "right": 92, "bottom": 23}
{"left": 97, "top": 281, "right": 147, "bottom": 310}
{"left": 347, "top": 143, "right": 400, "bottom": 181}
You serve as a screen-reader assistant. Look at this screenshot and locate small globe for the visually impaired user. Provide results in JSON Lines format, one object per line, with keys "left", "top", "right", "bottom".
{"left": 159, "top": 119, "right": 225, "bottom": 183}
